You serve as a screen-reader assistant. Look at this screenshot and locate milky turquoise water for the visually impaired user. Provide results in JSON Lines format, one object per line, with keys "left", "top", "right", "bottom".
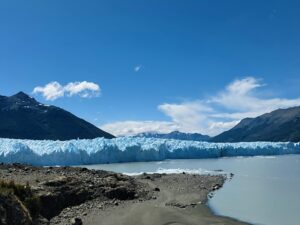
{"left": 82, "top": 155, "right": 300, "bottom": 225}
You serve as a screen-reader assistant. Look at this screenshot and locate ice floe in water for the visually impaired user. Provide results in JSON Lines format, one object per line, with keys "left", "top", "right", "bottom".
{"left": 0, "top": 137, "right": 299, "bottom": 166}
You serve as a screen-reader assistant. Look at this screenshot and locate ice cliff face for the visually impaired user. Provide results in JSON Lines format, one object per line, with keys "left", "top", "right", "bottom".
{"left": 0, "top": 137, "right": 299, "bottom": 166}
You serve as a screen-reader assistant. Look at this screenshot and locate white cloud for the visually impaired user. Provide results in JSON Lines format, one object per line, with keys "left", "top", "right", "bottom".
{"left": 64, "top": 81, "right": 100, "bottom": 98}
{"left": 158, "top": 101, "right": 213, "bottom": 134}
{"left": 33, "top": 81, "right": 100, "bottom": 100}
{"left": 134, "top": 65, "right": 142, "bottom": 72}
{"left": 208, "top": 120, "right": 240, "bottom": 132}
{"left": 100, "top": 121, "right": 179, "bottom": 136}
{"left": 226, "top": 77, "right": 262, "bottom": 95}
{"left": 100, "top": 77, "right": 300, "bottom": 137}
{"left": 33, "top": 82, "right": 64, "bottom": 101}
{"left": 211, "top": 77, "right": 300, "bottom": 114}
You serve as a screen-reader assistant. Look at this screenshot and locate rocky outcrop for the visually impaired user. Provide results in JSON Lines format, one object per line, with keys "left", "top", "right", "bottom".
{"left": 0, "top": 194, "right": 32, "bottom": 225}
{"left": 0, "top": 164, "right": 151, "bottom": 224}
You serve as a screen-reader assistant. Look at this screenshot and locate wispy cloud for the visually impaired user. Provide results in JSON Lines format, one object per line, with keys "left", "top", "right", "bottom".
{"left": 134, "top": 65, "right": 143, "bottom": 72}
{"left": 101, "top": 77, "right": 300, "bottom": 136}
{"left": 33, "top": 81, "right": 100, "bottom": 100}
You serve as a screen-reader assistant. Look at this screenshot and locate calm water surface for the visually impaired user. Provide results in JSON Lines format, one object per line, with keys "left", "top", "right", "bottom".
{"left": 82, "top": 155, "right": 300, "bottom": 225}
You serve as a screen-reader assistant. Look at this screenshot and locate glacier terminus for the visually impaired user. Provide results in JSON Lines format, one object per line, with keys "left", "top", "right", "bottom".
{"left": 0, "top": 137, "right": 300, "bottom": 166}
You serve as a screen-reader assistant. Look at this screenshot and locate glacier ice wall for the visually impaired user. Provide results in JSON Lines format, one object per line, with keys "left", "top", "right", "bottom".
{"left": 0, "top": 137, "right": 299, "bottom": 166}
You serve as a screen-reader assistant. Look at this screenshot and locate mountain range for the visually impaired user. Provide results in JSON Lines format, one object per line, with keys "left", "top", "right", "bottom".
{"left": 1, "top": 92, "right": 300, "bottom": 142}
{"left": 0, "top": 92, "right": 114, "bottom": 140}
{"left": 135, "top": 107, "right": 300, "bottom": 142}
{"left": 134, "top": 131, "right": 211, "bottom": 141}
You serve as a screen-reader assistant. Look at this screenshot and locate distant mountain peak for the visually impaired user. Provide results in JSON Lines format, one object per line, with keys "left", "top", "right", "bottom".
{"left": 13, "top": 91, "right": 29, "bottom": 97}
{"left": 11, "top": 91, "right": 32, "bottom": 99}
{"left": 9, "top": 91, "right": 37, "bottom": 104}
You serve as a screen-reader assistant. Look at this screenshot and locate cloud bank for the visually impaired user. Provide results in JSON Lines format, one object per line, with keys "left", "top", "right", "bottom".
{"left": 101, "top": 77, "right": 300, "bottom": 136}
{"left": 33, "top": 81, "right": 100, "bottom": 100}
{"left": 101, "top": 121, "right": 179, "bottom": 137}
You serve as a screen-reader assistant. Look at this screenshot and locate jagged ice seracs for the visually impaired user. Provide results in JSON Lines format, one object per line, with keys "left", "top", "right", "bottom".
{"left": 0, "top": 137, "right": 299, "bottom": 166}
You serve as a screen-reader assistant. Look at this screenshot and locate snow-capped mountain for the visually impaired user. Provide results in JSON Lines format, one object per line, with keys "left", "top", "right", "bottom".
{"left": 134, "top": 131, "right": 211, "bottom": 142}
{"left": 0, "top": 92, "right": 114, "bottom": 140}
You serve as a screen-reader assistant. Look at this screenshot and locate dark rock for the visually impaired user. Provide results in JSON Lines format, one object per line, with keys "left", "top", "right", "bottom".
{"left": 79, "top": 167, "right": 88, "bottom": 172}
{"left": 154, "top": 187, "right": 160, "bottom": 192}
{"left": 212, "top": 183, "right": 222, "bottom": 190}
{"left": 104, "top": 186, "right": 136, "bottom": 200}
{"left": 0, "top": 194, "right": 32, "bottom": 225}
{"left": 71, "top": 218, "right": 82, "bottom": 225}
{"left": 39, "top": 178, "right": 93, "bottom": 220}
{"left": 34, "top": 216, "right": 49, "bottom": 225}
{"left": 166, "top": 202, "right": 186, "bottom": 208}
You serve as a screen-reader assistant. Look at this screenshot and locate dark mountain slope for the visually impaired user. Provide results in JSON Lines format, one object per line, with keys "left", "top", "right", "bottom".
{"left": 212, "top": 107, "right": 300, "bottom": 142}
{"left": 0, "top": 92, "right": 114, "bottom": 140}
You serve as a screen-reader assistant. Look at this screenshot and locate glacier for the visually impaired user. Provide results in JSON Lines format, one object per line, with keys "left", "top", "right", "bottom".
{"left": 0, "top": 137, "right": 300, "bottom": 166}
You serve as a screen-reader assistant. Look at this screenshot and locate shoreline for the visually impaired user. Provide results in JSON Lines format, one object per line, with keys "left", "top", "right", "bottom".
{"left": 0, "top": 164, "right": 251, "bottom": 225}
{"left": 80, "top": 173, "right": 250, "bottom": 225}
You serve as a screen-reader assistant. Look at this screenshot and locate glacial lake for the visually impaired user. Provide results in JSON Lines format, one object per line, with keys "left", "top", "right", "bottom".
{"left": 81, "top": 154, "right": 300, "bottom": 225}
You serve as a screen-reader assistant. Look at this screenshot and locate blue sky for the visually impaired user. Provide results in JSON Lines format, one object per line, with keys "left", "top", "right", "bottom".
{"left": 1, "top": 0, "right": 300, "bottom": 136}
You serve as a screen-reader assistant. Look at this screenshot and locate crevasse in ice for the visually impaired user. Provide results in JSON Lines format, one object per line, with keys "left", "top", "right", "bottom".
{"left": 0, "top": 137, "right": 299, "bottom": 166}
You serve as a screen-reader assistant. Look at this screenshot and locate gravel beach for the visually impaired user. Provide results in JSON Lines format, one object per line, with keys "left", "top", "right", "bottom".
{"left": 83, "top": 173, "right": 250, "bottom": 225}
